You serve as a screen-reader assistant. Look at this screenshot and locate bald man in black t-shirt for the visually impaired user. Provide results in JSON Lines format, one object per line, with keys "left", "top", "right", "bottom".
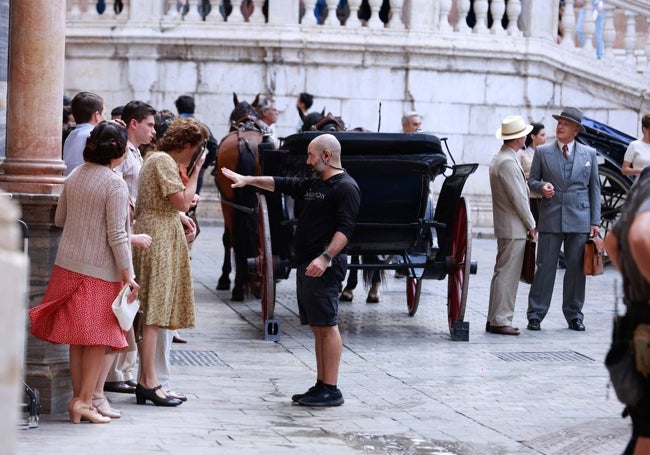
{"left": 221, "top": 133, "right": 360, "bottom": 407}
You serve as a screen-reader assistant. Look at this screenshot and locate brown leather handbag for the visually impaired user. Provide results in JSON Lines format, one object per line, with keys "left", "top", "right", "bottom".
{"left": 520, "top": 239, "right": 536, "bottom": 284}
{"left": 584, "top": 235, "right": 605, "bottom": 276}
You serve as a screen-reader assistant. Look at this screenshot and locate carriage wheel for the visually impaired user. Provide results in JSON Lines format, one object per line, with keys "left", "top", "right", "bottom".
{"left": 406, "top": 277, "right": 422, "bottom": 316}
{"left": 447, "top": 197, "right": 472, "bottom": 336}
{"left": 598, "top": 166, "right": 630, "bottom": 238}
{"left": 257, "top": 195, "right": 275, "bottom": 320}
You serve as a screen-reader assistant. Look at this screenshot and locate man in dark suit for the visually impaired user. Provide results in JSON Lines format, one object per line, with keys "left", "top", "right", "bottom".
{"left": 527, "top": 107, "right": 601, "bottom": 331}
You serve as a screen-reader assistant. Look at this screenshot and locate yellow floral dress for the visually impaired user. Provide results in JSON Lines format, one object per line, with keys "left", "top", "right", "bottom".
{"left": 133, "top": 152, "right": 195, "bottom": 330}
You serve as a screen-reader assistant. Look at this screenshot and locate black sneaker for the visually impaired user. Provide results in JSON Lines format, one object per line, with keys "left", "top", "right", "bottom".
{"left": 291, "top": 382, "right": 324, "bottom": 403}
{"left": 298, "top": 387, "right": 344, "bottom": 407}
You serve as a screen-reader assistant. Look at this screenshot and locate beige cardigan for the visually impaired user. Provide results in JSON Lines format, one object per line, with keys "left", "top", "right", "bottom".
{"left": 55, "top": 163, "right": 132, "bottom": 282}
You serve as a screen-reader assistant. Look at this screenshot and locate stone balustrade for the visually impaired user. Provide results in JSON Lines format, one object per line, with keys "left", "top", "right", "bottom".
{"left": 65, "top": 0, "right": 650, "bottom": 74}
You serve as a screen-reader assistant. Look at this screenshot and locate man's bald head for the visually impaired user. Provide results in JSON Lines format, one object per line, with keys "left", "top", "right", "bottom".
{"left": 310, "top": 133, "right": 341, "bottom": 158}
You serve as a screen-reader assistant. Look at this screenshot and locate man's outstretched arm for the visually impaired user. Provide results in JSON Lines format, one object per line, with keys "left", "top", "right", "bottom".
{"left": 221, "top": 167, "right": 275, "bottom": 192}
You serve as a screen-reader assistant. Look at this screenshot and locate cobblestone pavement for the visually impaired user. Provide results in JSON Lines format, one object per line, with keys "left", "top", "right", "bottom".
{"left": 17, "top": 224, "right": 631, "bottom": 454}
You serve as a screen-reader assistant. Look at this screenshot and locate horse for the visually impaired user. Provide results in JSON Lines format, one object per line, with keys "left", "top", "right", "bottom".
{"left": 298, "top": 108, "right": 382, "bottom": 303}
{"left": 215, "top": 93, "right": 270, "bottom": 301}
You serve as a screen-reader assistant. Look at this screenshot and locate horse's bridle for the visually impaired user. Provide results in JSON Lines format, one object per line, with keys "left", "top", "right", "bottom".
{"left": 230, "top": 114, "right": 268, "bottom": 134}
{"left": 311, "top": 114, "right": 346, "bottom": 132}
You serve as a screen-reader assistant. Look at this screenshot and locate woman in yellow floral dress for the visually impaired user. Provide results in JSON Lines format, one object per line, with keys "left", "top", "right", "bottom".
{"left": 133, "top": 117, "right": 208, "bottom": 406}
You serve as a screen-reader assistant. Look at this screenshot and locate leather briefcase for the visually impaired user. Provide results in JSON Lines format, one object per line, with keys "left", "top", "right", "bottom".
{"left": 520, "top": 239, "right": 536, "bottom": 284}
{"left": 584, "top": 235, "right": 605, "bottom": 276}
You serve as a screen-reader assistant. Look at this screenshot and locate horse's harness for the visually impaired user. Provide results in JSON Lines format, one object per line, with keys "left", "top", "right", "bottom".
{"left": 219, "top": 114, "right": 269, "bottom": 215}
{"left": 310, "top": 113, "right": 346, "bottom": 132}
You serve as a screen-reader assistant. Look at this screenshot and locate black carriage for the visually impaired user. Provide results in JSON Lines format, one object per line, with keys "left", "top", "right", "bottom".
{"left": 577, "top": 118, "right": 635, "bottom": 236}
{"left": 249, "top": 131, "right": 478, "bottom": 341}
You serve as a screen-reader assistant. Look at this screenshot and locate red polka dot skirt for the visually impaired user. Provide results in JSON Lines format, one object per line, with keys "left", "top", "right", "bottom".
{"left": 29, "top": 266, "right": 128, "bottom": 351}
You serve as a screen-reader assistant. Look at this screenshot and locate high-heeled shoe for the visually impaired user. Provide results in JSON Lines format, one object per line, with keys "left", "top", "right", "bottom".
{"left": 135, "top": 384, "right": 182, "bottom": 407}
{"left": 67, "top": 397, "right": 78, "bottom": 415}
{"left": 92, "top": 396, "right": 122, "bottom": 418}
{"left": 69, "top": 400, "right": 111, "bottom": 424}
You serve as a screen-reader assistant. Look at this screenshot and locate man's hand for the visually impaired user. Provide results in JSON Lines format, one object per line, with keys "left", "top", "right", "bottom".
{"left": 221, "top": 167, "right": 247, "bottom": 188}
{"left": 131, "top": 233, "right": 152, "bottom": 249}
{"left": 541, "top": 182, "right": 554, "bottom": 198}
{"left": 590, "top": 225, "right": 600, "bottom": 237}
{"left": 305, "top": 255, "right": 330, "bottom": 277}
{"left": 527, "top": 228, "right": 537, "bottom": 241}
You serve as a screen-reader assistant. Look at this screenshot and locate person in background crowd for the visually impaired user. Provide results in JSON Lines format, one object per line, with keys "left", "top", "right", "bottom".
{"left": 133, "top": 117, "right": 207, "bottom": 407}
{"left": 296, "top": 92, "right": 314, "bottom": 132}
{"left": 63, "top": 92, "right": 106, "bottom": 176}
{"left": 174, "top": 95, "right": 218, "bottom": 193}
{"left": 401, "top": 111, "right": 422, "bottom": 133}
{"left": 603, "top": 167, "right": 650, "bottom": 455}
{"left": 487, "top": 115, "right": 536, "bottom": 336}
{"left": 526, "top": 107, "right": 600, "bottom": 332}
{"left": 62, "top": 105, "right": 75, "bottom": 152}
{"left": 622, "top": 114, "right": 650, "bottom": 178}
{"left": 221, "top": 133, "right": 361, "bottom": 407}
{"left": 257, "top": 97, "right": 280, "bottom": 147}
{"left": 575, "top": 0, "right": 605, "bottom": 59}
{"left": 111, "top": 105, "right": 124, "bottom": 121}
{"left": 517, "top": 122, "right": 547, "bottom": 223}
{"left": 29, "top": 121, "right": 139, "bottom": 424}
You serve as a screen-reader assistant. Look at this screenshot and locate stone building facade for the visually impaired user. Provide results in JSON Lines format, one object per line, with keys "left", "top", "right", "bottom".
{"left": 62, "top": 0, "right": 650, "bottom": 225}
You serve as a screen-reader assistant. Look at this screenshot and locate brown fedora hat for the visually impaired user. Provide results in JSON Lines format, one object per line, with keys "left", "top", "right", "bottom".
{"left": 552, "top": 107, "right": 586, "bottom": 133}
{"left": 495, "top": 115, "right": 534, "bottom": 140}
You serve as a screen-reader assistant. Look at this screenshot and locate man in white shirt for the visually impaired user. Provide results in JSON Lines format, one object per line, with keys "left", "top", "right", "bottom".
{"left": 104, "top": 100, "right": 156, "bottom": 396}
{"left": 63, "top": 92, "right": 106, "bottom": 175}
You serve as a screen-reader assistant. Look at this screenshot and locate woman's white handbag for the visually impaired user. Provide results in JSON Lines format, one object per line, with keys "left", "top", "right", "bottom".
{"left": 111, "top": 285, "right": 139, "bottom": 331}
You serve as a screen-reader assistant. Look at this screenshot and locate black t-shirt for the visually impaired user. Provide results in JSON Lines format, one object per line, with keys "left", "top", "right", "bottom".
{"left": 274, "top": 172, "right": 360, "bottom": 264}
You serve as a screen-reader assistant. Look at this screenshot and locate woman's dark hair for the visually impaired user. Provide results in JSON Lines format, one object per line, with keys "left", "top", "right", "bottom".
{"left": 83, "top": 121, "right": 128, "bottom": 165}
{"left": 157, "top": 117, "right": 208, "bottom": 152}
{"left": 155, "top": 109, "right": 176, "bottom": 140}
{"left": 525, "top": 122, "right": 545, "bottom": 148}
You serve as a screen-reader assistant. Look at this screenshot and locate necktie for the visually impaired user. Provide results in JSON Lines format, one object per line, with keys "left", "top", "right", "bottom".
{"left": 562, "top": 144, "right": 569, "bottom": 160}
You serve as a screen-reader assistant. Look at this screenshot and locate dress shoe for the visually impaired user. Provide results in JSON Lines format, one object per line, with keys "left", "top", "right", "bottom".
{"left": 172, "top": 335, "right": 187, "bottom": 344}
{"left": 135, "top": 384, "right": 182, "bottom": 407}
{"left": 489, "top": 325, "right": 520, "bottom": 335}
{"left": 569, "top": 318, "right": 585, "bottom": 331}
{"left": 104, "top": 380, "right": 136, "bottom": 394}
{"left": 92, "top": 396, "right": 122, "bottom": 418}
{"left": 69, "top": 400, "right": 111, "bottom": 424}
{"left": 485, "top": 321, "right": 491, "bottom": 332}
{"left": 527, "top": 319, "right": 541, "bottom": 331}
{"left": 125, "top": 379, "right": 137, "bottom": 388}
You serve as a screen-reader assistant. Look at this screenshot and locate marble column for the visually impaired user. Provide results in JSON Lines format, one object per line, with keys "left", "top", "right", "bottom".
{"left": 0, "top": 0, "right": 69, "bottom": 414}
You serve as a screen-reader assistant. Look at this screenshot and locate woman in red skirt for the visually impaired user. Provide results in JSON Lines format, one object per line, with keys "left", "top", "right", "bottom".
{"left": 29, "top": 121, "right": 139, "bottom": 424}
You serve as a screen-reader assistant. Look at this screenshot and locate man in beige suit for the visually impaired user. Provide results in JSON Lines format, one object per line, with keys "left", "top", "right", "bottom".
{"left": 487, "top": 115, "right": 537, "bottom": 335}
